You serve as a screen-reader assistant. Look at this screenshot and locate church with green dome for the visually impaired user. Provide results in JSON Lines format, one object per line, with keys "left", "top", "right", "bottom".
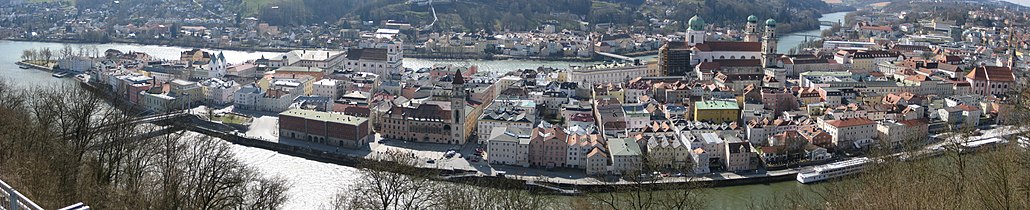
{"left": 658, "top": 14, "right": 782, "bottom": 78}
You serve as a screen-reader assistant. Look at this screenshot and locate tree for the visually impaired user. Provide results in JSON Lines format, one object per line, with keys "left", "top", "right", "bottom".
{"left": 434, "top": 177, "right": 559, "bottom": 210}
{"left": 60, "top": 45, "right": 74, "bottom": 59}
{"left": 26, "top": 48, "right": 37, "bottom": 62}
{"left": 587, "top": 155, "right": 708, "bottom": 210}
{"left": 21, "top": 49, "right": 32, "bottom": 61}
{"left": 40, "top": 47, "right": 52, "bottom": 62}
{"left": 0, "top": 83, "right": 291, "bottom": 209}
{"left": 329, "top": 150, "right": 440, "bottom": 210}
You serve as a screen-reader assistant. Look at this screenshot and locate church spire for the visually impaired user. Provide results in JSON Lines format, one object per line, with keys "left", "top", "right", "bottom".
{"left": 450, "top": 69, "right": 467, "bottom": 144}
{"left": 762, "top": 19, "right": 778, "bottom": 68}
{"left": 1008, "top": 27, "right": 1019, "bottom": 68}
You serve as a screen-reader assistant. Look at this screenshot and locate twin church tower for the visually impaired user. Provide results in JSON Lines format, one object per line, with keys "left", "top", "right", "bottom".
{"left": 685, "top": 15, "right": 779, "bottom": 68}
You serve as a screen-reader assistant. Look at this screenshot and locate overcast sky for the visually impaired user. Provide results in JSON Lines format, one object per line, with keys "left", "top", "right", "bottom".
{"left": 1005, "top": 0, "right": 1030, "bottom": 7}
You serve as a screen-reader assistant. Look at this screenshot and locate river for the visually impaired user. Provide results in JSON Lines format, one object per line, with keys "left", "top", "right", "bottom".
{"left": 777, "top": 11, "right": 849, "bottom": 53}
{"left": 0, "top": 19, "right": 846, "bottom": 207}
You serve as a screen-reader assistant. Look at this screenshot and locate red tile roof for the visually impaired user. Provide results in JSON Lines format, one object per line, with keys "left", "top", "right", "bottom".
{"left": 957, "top": 104, "right": 979, "bottom": 112}
{"left": 697, "top": 59, "right": 762, "bottom": 70}
{"left": 965, "top": 66, "right": 1015, "bottom": 82}
{"left": 693, "top": 41, "right": 761, "bottom": 52}
{"left": 825, "top": 118, "right": 875, "bottom": 128}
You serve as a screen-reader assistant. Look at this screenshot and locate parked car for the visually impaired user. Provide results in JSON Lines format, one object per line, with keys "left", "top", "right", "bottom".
{"left": 426, "top": 159, "right": 435, "bottom": 164}
{"left": 444, "top": 151, "right": 457, "bottom": 158}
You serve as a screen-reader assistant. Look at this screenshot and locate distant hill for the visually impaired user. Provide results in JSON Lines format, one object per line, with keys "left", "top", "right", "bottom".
{"left": 240, "top": 0, "right": 835, "bottom": 33}
{"left": 53, "top": 0, "right": 827, "bottom": 34}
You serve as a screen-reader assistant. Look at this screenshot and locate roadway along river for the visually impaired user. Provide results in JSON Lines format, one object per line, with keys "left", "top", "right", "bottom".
{"left": 0, "top": 32, "right": 839, "bottom": 208}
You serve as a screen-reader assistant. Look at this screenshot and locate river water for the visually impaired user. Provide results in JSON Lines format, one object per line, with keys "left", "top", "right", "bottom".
{"left": 0, "top": 14, "right": 847, "bottom": 207}
{"left": 777, "top": 11, "right": 848, "bottom": 53}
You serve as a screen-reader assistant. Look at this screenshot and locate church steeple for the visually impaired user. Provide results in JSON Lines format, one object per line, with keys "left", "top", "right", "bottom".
{"left": 762, "top": 19, "right": 778, "bottom": 68}
{"left": 450, "top": 69, "right": 467, "bottom": 144}
{"left": 1008, "top": 30, "right": 1019, "bottom": 68}
{"left": 686, "top": 15, "right": 706, "bottom": 46}
{"left": 745, "top": 15, "right": 759, "bottom": 42}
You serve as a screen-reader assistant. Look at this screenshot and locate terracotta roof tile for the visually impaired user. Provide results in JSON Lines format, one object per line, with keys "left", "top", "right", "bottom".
{"left": 693, "top": 41, "right": 761, "bottom": 52}
{"left": 825, "top": 118, "right": 875, "bottom": 127}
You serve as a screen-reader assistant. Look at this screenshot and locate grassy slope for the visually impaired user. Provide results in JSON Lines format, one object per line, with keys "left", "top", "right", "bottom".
{"left": 241, "top": 0, "right": 275, "bottom": 16}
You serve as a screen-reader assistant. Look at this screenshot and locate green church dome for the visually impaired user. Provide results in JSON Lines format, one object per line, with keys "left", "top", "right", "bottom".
{"left": 688, "top": 15, "right": 705, "bottom": 31}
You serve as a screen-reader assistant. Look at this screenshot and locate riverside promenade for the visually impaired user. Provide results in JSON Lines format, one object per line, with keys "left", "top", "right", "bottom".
{"left": 183, "top": 109, "right": 807, "bottom": 191}
{"left": 16, "top": 61, "right": 53, "bottom": 71}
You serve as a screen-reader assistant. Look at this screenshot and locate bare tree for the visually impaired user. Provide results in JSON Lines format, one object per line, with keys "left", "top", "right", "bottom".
{"left": 434, "top": 177, "right": 559, "bottom": 210}
{"left": 60, "top": 45, "right": 74, "bottom": 59}
{"left": 0, "top": 84, "right": 291, "bottom": 209}
{"left": 40, "top": 47, "right": 52, "bottom": 62}
{"left": 26, "top": 48, "right": 38, "bottom": 62}
{"left": 330, "top": 150, "right": 441, "bottom": 210}
{"left": 21, "top": 49, "right": 32, "bottom": 61}
{"left": 588, "top": 157, "right": 707, "bottom": 210}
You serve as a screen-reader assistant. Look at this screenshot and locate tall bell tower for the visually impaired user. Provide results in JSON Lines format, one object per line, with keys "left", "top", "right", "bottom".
{"left": 450, "top": 70, "right": 466, "bottom": 144}
{"left": 762, "top": 19, "right": 779, "bottom": 68}
{"left": 686, "top": 15, "right": 707, "bottom": 46}
{"left": 744, "top": 15, "right": 759, "bottom": 42}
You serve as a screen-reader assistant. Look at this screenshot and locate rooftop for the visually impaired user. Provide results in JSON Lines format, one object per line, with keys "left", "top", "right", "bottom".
{"left": 965, "top": 66, "right": 1014, "bottom": 82}
{"left": 825, "top": 118, "right": 875, "bottom": 128}
{"left": 276, "top": 66, "right": 324, "bottom": 73}
{"left": 346, "top": 48, "right": 389, "bottom": 61}
{"left": 609, "top": 138, "right": 642, "bottom": 156}
{"left": 695, "top": 100, "right": 738, "bottom": 110}
{"left": 286, "top": 50, "right": 344, "bottom": 61}
{"left": 279, "top": 109, "right": 368, "bottom": 126}
{"left": 693, "top": 41, "right": 761, "bottom": 52}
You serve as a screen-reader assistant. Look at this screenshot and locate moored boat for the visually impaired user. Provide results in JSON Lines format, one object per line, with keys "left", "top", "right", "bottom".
{"left": 797, "top": 157, "right": 874, "bottom": 184}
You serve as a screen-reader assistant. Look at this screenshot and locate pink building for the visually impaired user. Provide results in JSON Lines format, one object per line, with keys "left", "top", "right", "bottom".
{"left": 965, "top": 66, "right": 1014, "bottom": 96}
{"left": 529, "top": 127, "right": 569, "bottom": 168}
{"left": 127, "top": 84, "right": 152, "bottom": 105}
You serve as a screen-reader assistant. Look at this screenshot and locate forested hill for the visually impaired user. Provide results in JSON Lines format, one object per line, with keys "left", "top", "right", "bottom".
{"left": 243, "top": 0, "right": 835, "bottom": 33}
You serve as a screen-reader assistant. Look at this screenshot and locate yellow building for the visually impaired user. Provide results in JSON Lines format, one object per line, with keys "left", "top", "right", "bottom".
{"left": 593, "top": 84, "right": 626, "bottom": 104}
{"left": 693, "top": 100, "right": 740, "bottom": 123}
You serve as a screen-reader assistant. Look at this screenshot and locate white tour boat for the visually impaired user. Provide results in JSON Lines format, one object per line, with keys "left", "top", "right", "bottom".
{"left": 796, "top": 157, "right": 874, "bottom": 184}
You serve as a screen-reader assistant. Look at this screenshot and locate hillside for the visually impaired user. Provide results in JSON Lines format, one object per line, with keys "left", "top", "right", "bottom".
{"left": 240, "top": 0, "right": 834, "bottom": 33}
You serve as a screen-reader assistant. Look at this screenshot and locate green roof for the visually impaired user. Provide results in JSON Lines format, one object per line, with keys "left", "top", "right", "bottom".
{"left": 695, "top": 100, "right": 738, "bottom": 110}
{"left": 688, "top": 15, "right": 705, "bottom": 31}
{"left": 280, "top": 109, "right": 367, "bottom": 125}
{"left": 609, "top": 138, "right": 642, "bottom": 156}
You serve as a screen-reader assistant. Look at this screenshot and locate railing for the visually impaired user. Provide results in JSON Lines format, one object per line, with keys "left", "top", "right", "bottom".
{"left": 1, "top": 179, "right": 90, "bottom": 210}
{"left": 0, "top": 179, "right": 43, "bottom": 210}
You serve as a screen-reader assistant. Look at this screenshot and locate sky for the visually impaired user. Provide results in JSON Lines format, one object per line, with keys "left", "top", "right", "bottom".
{"left": 1005, "top": 0, "right": 1030, "bottom": 7}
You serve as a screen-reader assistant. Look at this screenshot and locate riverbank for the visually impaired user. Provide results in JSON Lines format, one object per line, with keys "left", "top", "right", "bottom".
{"left": 5, "top": 37, "right": 294, "bottom": 53}
{"left": 7, "top": 37, "right": 645, "bottom": 63}
{"left": 406, "top": 50, "right": 658, "bottom": 62}
{"left": 16, "top": 61, "right": 53, "bottom": 71}
{"left": 185, "top": 118, "right": 806, "bottom": 193}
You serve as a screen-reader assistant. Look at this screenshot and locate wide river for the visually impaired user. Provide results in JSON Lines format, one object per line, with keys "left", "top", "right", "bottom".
{"left": 0, "top": 14, "right": 845, "bottom": 207}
